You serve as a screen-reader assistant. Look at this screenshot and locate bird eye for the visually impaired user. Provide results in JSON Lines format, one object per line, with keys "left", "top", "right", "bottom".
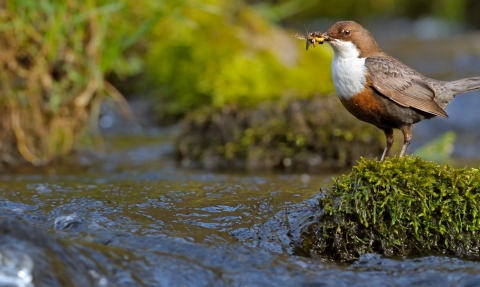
{"left": 344, "top": 29, "right": 351, "bottom": 35}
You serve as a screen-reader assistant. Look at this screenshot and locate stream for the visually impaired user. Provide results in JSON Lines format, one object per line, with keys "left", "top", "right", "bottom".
{"left": 0, "top": 130, "right": 480, "bottom": 287}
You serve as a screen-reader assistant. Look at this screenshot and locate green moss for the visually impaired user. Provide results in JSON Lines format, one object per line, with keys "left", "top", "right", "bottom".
{"left": 174, "top": 96, "right": 383, "bottom": 171}
{"left": 299, "top": 156, "right": 480, "bottom": 261}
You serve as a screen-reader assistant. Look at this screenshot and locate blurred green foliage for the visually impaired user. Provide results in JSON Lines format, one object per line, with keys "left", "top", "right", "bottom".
{"left": 0, "top": 0, "right": 145, "bottom": 164}
{"left": 1, "top": 0, "right": 337, "bottom": 164}
{"left": 142, "top": 0, "right": 334, "bottom": 118}
{"left": 250, "top": 0, "right": 469, "bottom": 23}
{"left": 415, "top": 131, "right": 456, "bottom": 163}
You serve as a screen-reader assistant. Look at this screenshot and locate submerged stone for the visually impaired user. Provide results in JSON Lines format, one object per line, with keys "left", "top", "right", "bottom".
{"left": 297, "top": 156, "right": 480, "bottom": 261}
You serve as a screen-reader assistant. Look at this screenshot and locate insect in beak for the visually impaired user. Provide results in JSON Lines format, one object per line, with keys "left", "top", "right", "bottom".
{"left": 293, "top": 31, "right": 325, "bottom": 50}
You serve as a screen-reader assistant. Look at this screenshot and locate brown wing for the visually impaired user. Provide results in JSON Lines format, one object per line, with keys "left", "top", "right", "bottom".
{"left": 366, "top": 56, "right": 448, "bottom": 118}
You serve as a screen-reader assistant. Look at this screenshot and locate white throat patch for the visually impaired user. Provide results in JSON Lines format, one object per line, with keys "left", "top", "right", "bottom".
{"left": 328, "top": 40, "right": 367, "bottom": 100}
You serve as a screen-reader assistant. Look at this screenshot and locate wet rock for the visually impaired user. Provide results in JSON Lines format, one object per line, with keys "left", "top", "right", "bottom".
{"left": 53, "top": 213, "right": 84, "bottom": 231}
{"left": 175, "top": 96, "right": 384, "bottom": 172}
{"left": 0, "top": 219, "right": 103, "bottom": 287}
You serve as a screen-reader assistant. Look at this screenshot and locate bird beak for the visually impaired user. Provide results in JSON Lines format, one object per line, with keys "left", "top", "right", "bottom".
{"left": 322, "top": 33, "right": 330, "bottom": 41}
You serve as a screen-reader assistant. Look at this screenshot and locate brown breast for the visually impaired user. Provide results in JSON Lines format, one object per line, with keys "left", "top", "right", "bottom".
{"left": 339, "top": 87, "right": 386, "bottom": 124}
{"left": 338, "top": 85, "right": 430, "bottom": 129}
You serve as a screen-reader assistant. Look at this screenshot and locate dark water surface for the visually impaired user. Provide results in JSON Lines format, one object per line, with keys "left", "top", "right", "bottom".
{"left": 1, "top": 131, "right": 480, "bottom": 287}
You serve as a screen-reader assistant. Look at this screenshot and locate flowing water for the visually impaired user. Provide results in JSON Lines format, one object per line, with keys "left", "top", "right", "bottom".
{"left": 1, "top": 130, "right": 480, "bottom": 287}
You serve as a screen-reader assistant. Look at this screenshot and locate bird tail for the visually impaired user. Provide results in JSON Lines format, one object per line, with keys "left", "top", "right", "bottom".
{"left": 446, "top": 77, "right": 480, "bottom": 95}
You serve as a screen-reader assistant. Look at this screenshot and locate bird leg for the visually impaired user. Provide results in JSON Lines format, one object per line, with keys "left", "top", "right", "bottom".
{"left": 380, "top": 128, "right": 394, "bottom": 161}
{"left": 399, "top": 125, "right": 412, "bottom": 157}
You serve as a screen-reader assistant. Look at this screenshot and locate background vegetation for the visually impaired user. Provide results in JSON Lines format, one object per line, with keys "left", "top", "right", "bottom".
{"left": 1, "top": 0, "right": 478, "bottom": 165}
{"left": 249, "top": 0, "right": 472, "bottom": 23}
{"left": 0, "top": 0, "right": 141, "bottom": 165}
{"left": 143, "top": 0, "right": 333, "bottom": 120}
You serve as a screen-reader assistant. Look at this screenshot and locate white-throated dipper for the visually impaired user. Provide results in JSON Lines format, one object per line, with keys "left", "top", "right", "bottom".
{"left": 322, "top": 21, "right": 480, "bottom": 160}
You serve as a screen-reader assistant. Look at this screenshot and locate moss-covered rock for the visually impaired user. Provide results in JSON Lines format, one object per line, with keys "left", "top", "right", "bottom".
{"left": 298, "top": 156, "right": 480, "bottom": 261}
{"left": 174, "top": 96, "right": 384, "bottom": 171}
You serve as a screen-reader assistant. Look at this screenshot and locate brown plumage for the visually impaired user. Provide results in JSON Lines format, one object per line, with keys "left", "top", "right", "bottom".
{"left": 323, "top": 21, "right": 480, "bottom": 160}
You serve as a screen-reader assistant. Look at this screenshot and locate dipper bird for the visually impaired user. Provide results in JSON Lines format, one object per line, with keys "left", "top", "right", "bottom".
{"left": 322, "top": 21, "right": 480, "bottom": 160}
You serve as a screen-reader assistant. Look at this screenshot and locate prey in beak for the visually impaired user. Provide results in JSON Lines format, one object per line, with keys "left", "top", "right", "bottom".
{"left": 293, "top": 31, "right": 325, "bottom": 50}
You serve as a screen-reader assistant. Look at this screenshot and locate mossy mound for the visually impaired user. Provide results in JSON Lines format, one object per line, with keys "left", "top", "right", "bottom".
{"left": 174, "top": 96, "right": 384, "bottom": 171}
{"left": 298, "top": 156, "right": 480, "bottom": 261}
